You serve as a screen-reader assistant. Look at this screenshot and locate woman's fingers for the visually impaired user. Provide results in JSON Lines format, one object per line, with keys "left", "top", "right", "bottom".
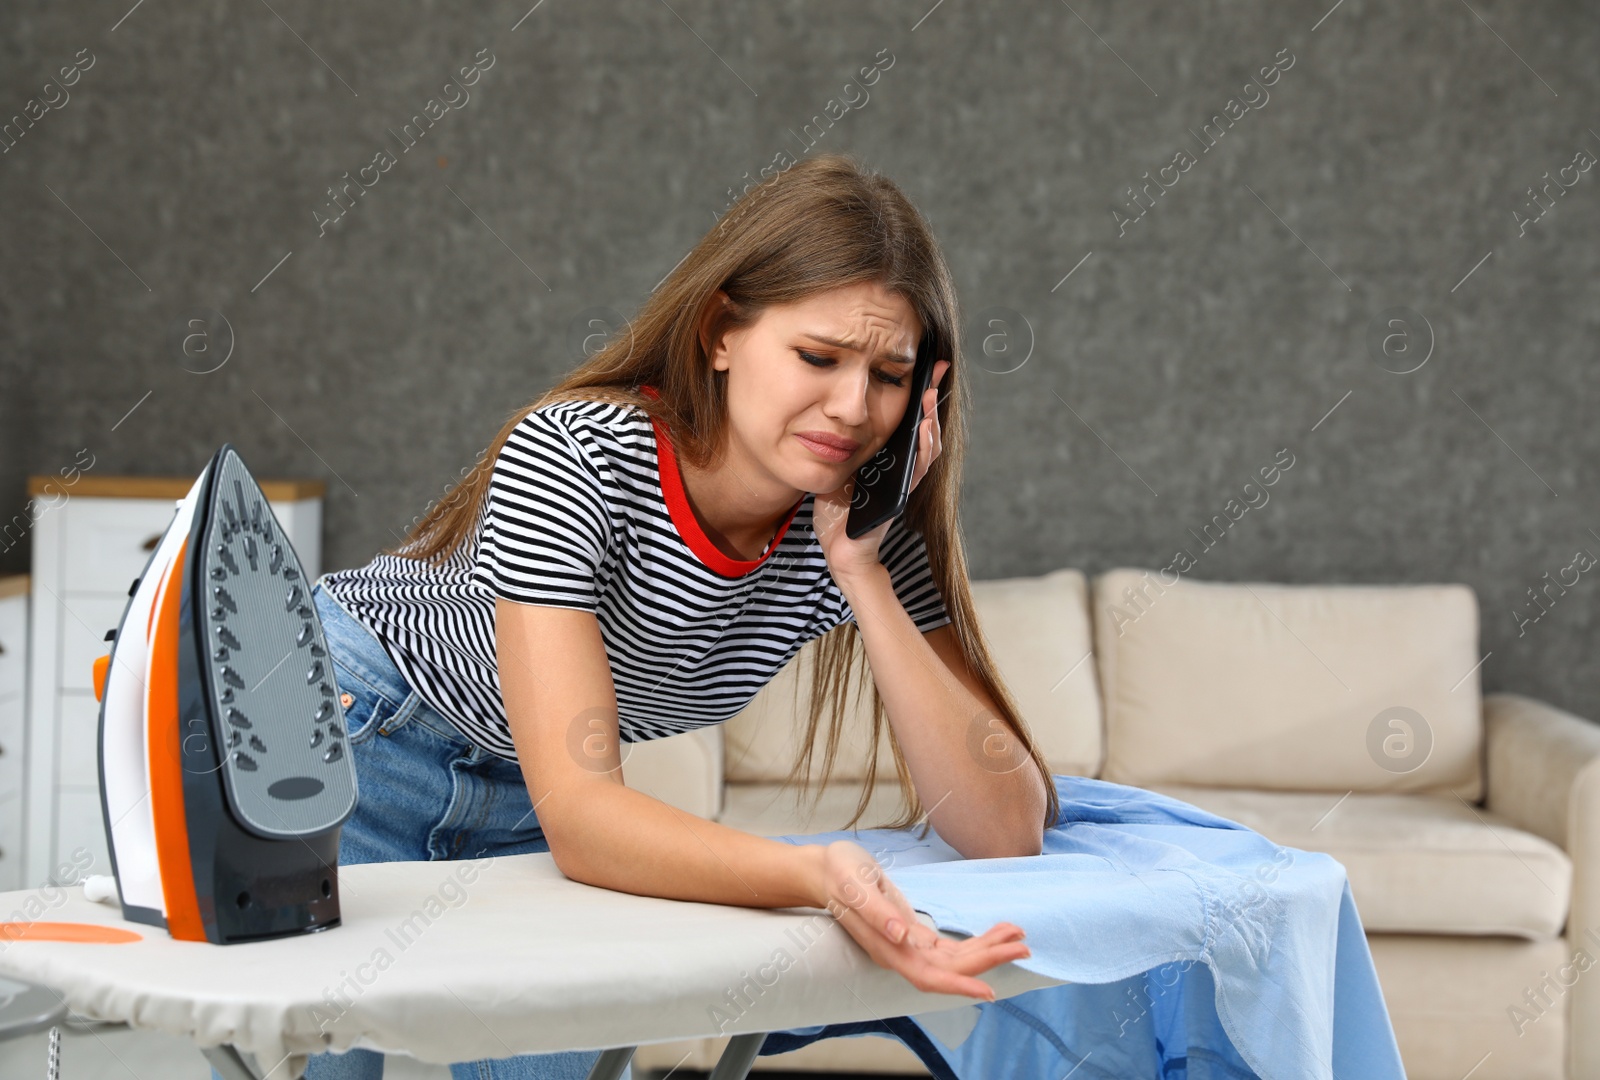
{"left": 952, "top": 937, "right": 1033, "bottom": 972}
{"left": 935, "top": 927, "right": 1032, "bottom": 966}
{"left": 836, "top": 900, "right": 1030, "bottom": 1002}
{"left": 818, "top": 841, "right": 1031, "bottom": 1003}
{"left": 971, "top": 922, "right": 1028, "bottom": 947}
{"left": 907, "top": 363, "right": 946, "bottom": 495}
{"left": 927, "top": 921, "right": 1026, "bottom": 954}
{"left": 906, "top": 969, "right": 999, "bottom": 1002}
{"left": 907, "top": 930, "right": 1032, "bottom": 995}
{"left": 856, "top": 925, "right": 998, "bottom": 999}
{"left": 900, "top": 942, "right": 1017, "bottom": 1000}
{"left": 872, "top": 880, "right": 1026, "bottom": 962}
{"left": 841, "top": 854, "right": 936, "bottom": 948}
{"left": 902, "top": 940, "right": 1031, "bottom": 1001}
{"left": 868, "top": 884, "right": 937, "bottom": 949}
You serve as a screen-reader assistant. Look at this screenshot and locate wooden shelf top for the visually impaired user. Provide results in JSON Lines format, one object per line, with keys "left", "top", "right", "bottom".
{"left": 0, "top": 574, "right": 29, "bottom": 600}
{"left": 27, "top": 476, "right": 326, "bottom": 500}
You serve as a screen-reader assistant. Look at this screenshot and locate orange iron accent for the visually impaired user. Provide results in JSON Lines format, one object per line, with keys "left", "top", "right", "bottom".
{"left": 0, "top": 922, "right": 143, "bottom": 945}
{"left": 149, "top": 534, "right": 205, "bottom": 942}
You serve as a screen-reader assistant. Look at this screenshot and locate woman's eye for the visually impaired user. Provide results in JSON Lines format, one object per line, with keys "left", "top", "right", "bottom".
{"left": 797, "top": 350, "right": 905, "bottom": 388}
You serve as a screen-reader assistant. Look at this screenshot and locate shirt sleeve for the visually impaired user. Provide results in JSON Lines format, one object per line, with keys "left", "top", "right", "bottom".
{"left": 849, "top": 514, "right": 952, "bottom": 633}
{"left": 470, "top": 407, "right": 612, "bottom": 612}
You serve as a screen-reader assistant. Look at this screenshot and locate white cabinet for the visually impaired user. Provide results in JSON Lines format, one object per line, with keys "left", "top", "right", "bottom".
{"left": 0, "top": 577, "right": 28, "bottom": 892}
{"left": 23, "top": 475, "right": 325, "bottom": 888}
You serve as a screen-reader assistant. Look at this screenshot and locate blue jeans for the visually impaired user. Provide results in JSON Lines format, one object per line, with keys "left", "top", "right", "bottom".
{"left": 213, "top": 579, "right": 630, "bottom": 1080}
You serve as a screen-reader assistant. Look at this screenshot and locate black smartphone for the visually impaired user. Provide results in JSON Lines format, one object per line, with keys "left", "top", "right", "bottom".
{"left": 845, "top": 349, "right": 939, "bottom": 539}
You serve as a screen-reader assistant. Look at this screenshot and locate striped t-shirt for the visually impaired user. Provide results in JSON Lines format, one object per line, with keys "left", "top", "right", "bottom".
{"left": 318, "top": 393, "right": 952, "bottom": 759}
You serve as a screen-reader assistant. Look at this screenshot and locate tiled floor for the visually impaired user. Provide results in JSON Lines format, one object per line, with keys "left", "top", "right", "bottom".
{"left": 0, "top": 1019, "right": 928, "bottom": 1079}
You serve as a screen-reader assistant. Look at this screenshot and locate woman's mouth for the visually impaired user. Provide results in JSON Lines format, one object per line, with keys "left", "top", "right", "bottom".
{"left": 795, "top": 432, "right": 859, "bottom": 463}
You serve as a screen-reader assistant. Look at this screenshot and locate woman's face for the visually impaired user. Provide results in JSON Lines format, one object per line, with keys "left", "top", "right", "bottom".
{"left": 707, "top": 280, "right": 922, "bottom": 496}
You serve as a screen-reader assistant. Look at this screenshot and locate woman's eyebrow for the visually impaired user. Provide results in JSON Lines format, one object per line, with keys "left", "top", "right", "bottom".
{"left": 798, "top": 332, "right": 915, "bottom": 367}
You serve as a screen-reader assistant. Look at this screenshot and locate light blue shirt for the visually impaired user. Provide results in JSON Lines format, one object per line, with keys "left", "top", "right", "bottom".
{"left": 766, "top": 775, "right": 1406, "bottom": 1079}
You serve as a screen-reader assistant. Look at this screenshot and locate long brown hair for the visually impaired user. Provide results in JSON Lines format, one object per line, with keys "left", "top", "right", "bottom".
{"left": 384, "top": 152, "right": 1061, "bottom": 837}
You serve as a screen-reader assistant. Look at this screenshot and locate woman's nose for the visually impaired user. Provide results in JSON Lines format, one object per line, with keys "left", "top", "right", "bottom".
{"left": 822, "top": 371, "right": 872, "bottom": 423}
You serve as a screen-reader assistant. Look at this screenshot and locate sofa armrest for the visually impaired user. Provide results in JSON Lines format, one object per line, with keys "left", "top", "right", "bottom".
{"left": 1484, "top": 691, "right": 1600, "bottom": 1079}
{"left": 1484, "top": 692, "right": 1600, "bottom": 851}
{"left": 619, "top": 725, "right": 725, "bottom": 821}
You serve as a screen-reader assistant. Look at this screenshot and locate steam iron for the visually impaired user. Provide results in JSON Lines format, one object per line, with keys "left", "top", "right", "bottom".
{"left": 90, "top": 443, "right": 358, "bottom": 943}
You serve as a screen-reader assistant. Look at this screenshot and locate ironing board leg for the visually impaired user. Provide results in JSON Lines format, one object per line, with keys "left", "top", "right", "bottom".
{"left": 707, "top": 1032, "right": 768, "bottom": 1080}
{"left": 581, "top": 1045, "right": 637, "bottom": 1080}
{"left": 201, "top": 1043, "right": 267, "bottom": 1080}
{"left": 199, "top": 1036, "right": 771, "bottom": 1080}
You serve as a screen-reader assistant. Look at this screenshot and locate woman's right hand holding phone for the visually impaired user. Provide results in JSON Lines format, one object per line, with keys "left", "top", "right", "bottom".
{"left": 811, "top": 839, "right": 1030, "bottom": 1003}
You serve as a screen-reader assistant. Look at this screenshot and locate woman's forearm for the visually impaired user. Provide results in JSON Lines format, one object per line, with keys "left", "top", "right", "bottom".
{"left": 539, "top": 777, "right": 830, "bottom": 910}
{"left": 838, "top": 563, "right": 1047, "bottom": 859}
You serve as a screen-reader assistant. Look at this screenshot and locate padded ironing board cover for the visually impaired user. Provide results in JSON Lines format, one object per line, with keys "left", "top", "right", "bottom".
{"left": 0, "top": 828, "right": 1061, "bottom": 1077}
{"left": 0, "top": 776, "right": 1404, "bottom": 1080}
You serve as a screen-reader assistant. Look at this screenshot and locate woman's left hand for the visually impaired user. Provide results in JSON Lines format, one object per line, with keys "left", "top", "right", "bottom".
{"left": 814, "top": 359, "right": 950, "bottom": 588}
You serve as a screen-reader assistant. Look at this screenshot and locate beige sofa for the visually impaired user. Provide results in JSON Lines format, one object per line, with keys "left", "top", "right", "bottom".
{"left": 618, "top": 567, "right": 1600, "bottom": 1080}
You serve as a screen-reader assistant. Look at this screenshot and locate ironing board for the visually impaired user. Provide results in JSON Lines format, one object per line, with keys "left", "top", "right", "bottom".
{"left": 0, "top": 850, "right": 1064, "bottom": 1080}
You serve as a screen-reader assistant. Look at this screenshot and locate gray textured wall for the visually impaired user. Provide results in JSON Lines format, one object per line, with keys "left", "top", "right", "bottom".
{"left": 3, "top": 2, "right": 1596, "bottom": 717}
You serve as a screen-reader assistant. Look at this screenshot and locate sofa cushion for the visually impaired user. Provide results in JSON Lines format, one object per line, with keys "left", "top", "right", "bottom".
{"left": 1365, "top": 934, "right": 1568, "bottom": 1080}
{"left": 619, "top": 725, "right": 723, "bottom": 819}
{"left": 1094, "top": 568, "right": 1483, "bottom": 798}
{"left": 723, "top": 568, "right": 1102, "bottom": 783}
{"left": 1148, "top": 784, "right": 1571, "bottom": 939}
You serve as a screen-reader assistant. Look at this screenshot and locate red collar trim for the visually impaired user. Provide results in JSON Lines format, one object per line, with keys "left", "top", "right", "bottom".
{"left": 638, "top": 384, "right": 803, "bottom": 577}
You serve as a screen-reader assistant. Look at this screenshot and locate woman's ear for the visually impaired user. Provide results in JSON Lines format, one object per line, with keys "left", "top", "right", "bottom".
{"left": 698, "top": 289, "right": 735, "bottom": 370}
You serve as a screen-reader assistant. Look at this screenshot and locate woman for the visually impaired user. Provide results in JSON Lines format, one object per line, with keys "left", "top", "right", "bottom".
{"left": 273, "top": 152, "right": 1062, "bottom": 1080}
